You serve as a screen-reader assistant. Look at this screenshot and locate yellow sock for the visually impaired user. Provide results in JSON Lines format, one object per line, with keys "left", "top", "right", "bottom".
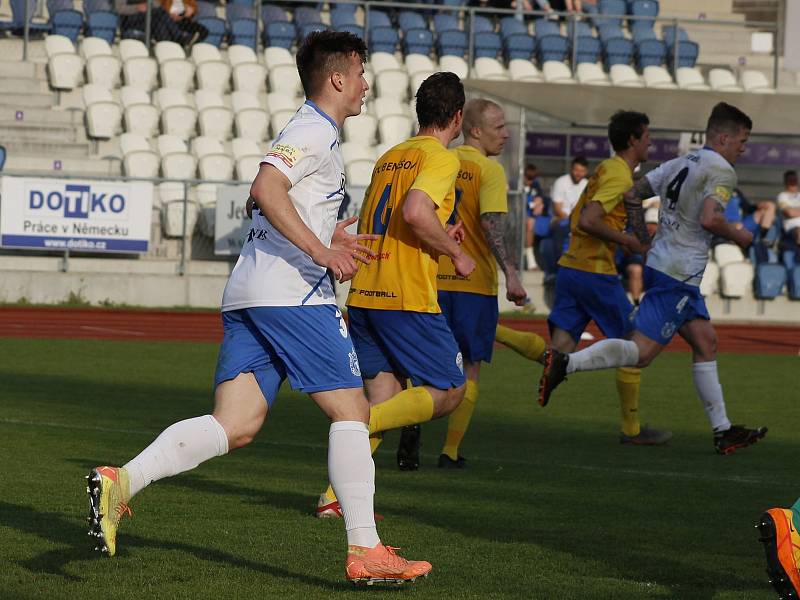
{"left": 616, "top": 367, "right": 641, "bottom": 437}
{"left": 368, "top": 386, "right": 434, "bottom": 435}
{"left": 441, "top": 379, "right": 478, "bottom": 460}
{"left": 323, "top": 433, "right": 384, "bottom": 503}
{"left": 495, "top": 324, "right": 546, "bottom": 363}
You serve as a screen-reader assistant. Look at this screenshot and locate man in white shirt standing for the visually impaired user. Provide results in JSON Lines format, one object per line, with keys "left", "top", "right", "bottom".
{"left": 550, "top": 155, "right": 589, "bottom": 257}
{"left": 778, "top": 170, "right": 800, "bottom": 253}
{"left": 85, "top": 31, "right": 432, "bottom": 585}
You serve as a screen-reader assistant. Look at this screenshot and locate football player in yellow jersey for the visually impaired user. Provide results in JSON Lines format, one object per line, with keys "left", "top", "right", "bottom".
{"left": 316, "top": 72, "right": 478, "bottom": 516}
{"left": 398, "top": 99, "right": 545, "bottom": 469}
{"left": 538, "top": 110, "right": 671, "bottom": 445}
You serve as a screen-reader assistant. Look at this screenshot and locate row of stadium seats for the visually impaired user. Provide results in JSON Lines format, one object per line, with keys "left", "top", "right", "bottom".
{"left": 704, "top": 244, "right": 800, "bottom": 301}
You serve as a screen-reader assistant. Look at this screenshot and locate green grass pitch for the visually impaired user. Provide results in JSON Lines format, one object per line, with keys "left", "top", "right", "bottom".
{"left": 0, "top": 337, "right": 796, "bottom": 599}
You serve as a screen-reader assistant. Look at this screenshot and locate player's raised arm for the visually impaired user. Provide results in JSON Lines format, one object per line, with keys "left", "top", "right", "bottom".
{"left": 623, "top": 176, "right": 656, "bottom": 247}
{"left": 699, "top": 194, "right": 753, "bottom": 250}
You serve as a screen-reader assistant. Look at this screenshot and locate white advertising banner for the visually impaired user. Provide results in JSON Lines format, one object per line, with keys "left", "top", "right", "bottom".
{"left": 0, "top": 176, "right": 153, "bottom": 253}
{"left": 214, "top": 183, "right": 251, "bottom": 256}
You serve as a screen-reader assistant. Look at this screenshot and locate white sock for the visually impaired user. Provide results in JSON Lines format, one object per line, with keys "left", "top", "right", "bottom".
{"left": 525, "top": 247, "right": 536, "bottom": 269}
{"left": 566, "top": 339, "right": 639, "bottom": 373}
{"left": 692, "top": 361, "right": 731, "bottom": 432}
{"left": 124, "top": 415, "right": 229, "bottom": 499}
{"left": 328, "top": 421, "right": 380, "bottom": 549}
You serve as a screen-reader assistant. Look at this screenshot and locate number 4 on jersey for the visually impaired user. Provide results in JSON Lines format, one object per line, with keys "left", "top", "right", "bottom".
{"left": 665, "top": 167, "right": 689, "bottom": 210}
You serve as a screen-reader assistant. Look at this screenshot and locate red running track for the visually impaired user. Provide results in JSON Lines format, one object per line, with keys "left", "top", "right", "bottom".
{"left": 0, "top": 307, "right": 797, "bottom": 355}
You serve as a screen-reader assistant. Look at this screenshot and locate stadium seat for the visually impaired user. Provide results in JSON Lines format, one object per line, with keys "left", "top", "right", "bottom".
{"left": 124, "top": 103, "right": 159, "bottom": 138}
{"left": 597, "top": 23, "right": 623, "bottom": 42}
{"left": 121, "top": 134, "right": 160, "bottom": 177}
{"left": 542, "top": 60, "right": 575, "bottom": 83}
{"left": 231, "top": 90, "right": 260, "bottom": 112}
{"left": 194, "top": 1, "right": 216, "bottom": 18}
{"left": 228, "top": 44, "right": 258, "bottom": 67}
{"left": 198, "top": 154, "right": 234, "bottom": 181}
{"left": 676, "top": 66, "right": 710, "bottom": 90}
{"left": 83, "top": 84, "right": 122, "bottom": 138}
{"left": 198, "top": 105, "right": 233, "bottom": 140}
{"left": 340, "top": 141, "right": 375, "bottom": 164}
{"left": 161, "top": 152, "right": 196, "bottom": 179}
{"left": 566, "top": 19, "right": 592, "bottom": 40}
{"left": 160, "top": 58, "right": 195, "bottom": 92}
{"left": 191, "top": 43, "right": 222, "bottom": 65}
{"left": 87, "top": 54, "right": 122, "bottom": 88}
{"left": 50, "top": 9, "right": 83, "bottom": 43}
{"left": 234, "top": 107, "right": 269, "bottom": 142}
{"left": 788, "top": 265, "right": 800, "bottom": 300}
{"left": 330, "top": 6, "right": 357, "bottom": 29}
{"left": 298, "top": 22, "right": 328, "bottom": 42}
{"left": 369, "top": 26, "right": 398, "bottom": 54}
{"left": 196, "top": 17, "right": 226, "bottom": 47}
{"left": 404, "top": 29, "right": 434, "bottom": 55}
{"left": 264, "top": 46, "right": 294, "bottom": 69}
{"left": 293, "top": 5, "right": 322, "bottom": 27}
{"left": 196, "top": 61, "right": 231, "bottom": 94}
{"left": 709, "top": 68, "right": 743, "bottom": 92}
{"left": 232, "top": 62, "right": 266, "bottom": 94}
{"left": 120, "top": 85, "right": 150, "bottom": 107}
{"left": 629, "top": 0, "right": 659, "bottom": 18}
{"left": 120, "top": 38, "right": 148, "bottom": 61}
{"left": 81, "top": 36, "right": 113, "bottom": 61}
{"left": 504, "top": 32, "right": 535, "bottom": 60}
{"left": 266, "top": 91, "right": 296, "bottom": 114}
{"left": 537, "top": 34, "right": 569, "bottom": 62}
{"left": 500, "top": 16, "right": 527, "bottom": 39}
{"left": 261, "top": 3, "right": 288, "bottom": 24}
{"left": 661, "top": 25, "right": 688, "bottom": 47}
{"left": 232, "top": 137, "right": 261, "bottom": 159}
{"left": 719, "top": 262, "right": 754, "bottom": 298}
{"left": 604, "top": 37, "right": 634, "bottom": 66}
{"left": 398, "top": 10, "right": 427, "bottom": 33}
{"left": 472, "top": 57, "right": 508, "bottom": 80}
{"left": 371, "top": 52, "right": 405, "bottom": 73}
{"left": 508, "top": 58, "right": 542, "bottom": 81}
{"left": 471, "top": 15, "right": 494, "bottom": 34}
{"left": 636, "top": 38, "right": 665, "bottom": 68}
{"left": 598, "top": 0, "right": 626, "bottom": 27}
{"left": 231, "top": 17, "right": 258, "bottom": 50}
{"left": 666, "top": 40, "right": 699, "bottom": 69}
{"left": 83, "top": 0, "right": 111, "bottom": 13}
{"left": 373, "top": 96, "right": 408, "bottom": 120}
{"left": 609, "top": 64, "right": 643, "bottom": 86}
{"left": 405, "top": 54, "right": 437, "bottom": 76}
{"left": 123, "top": 56, "right": 158, "bottom": 91}
{"left": 439, "top": 55, "right": 468, "bottom": 79}
{"left": 336, "top": 23, "right": 364, "bottom": 39}
{"left": 534, "top": 18, "right": 560, "bottom": 37}
{"left": 754, "top": 263, "right": 787, "bottom": 299}
{"left": 346, "top": 161, "right": 373, "bottom": 188}
{"left": 714, "top": 243, "right": 745, "bottom": 267}
{"left": 576, "top": 62, "right": 610, "bottom": 85}
{"left": 236, "top": 155, "right": 261, "bottom": 182}
{"left": 86, "top": 10, "right": 118, "bottom": 44}
{"left": 160, "top": 182, "right": 199, "bottom": 238}
{"left": 157, "top": 133, "right": 187, "bottom": 155}
{"left": 343, "top": 111, "right": 377, "bottom": 145}
{"left": 45, "top": 35, "right": 83, "bottom": 90}
{"left": 574, "top": 36, "right": 602, "bottom": 63}
{"left": 433, "top": 14, "right": 461, "bottom": 33}
{"left": 631, "top": 21, "right": 656, "bottom": 42}
{"left": 9, "top": 0, "right": 51, "bottom": 34}
{"left": 367, "top": 10, "right": 392, "bottom": 29}
{"left": 642, "top": 65, "right": 676, "bottom": 88}
{"left": 741, "top": 70, "right": 774, "bottom": 93}
{"left": 225, "top": 3, "right": 254, "bottom": 22}
{"left": 119, "top": 132, "right": 151, "bottom": 155}
{"left": 268, "top": 64, "right": 302, "bottom": 96}
{"left": 155, "top": 40, "right": 186, "bottom": 63}
{"left": 437, "top": 30, "right": 468, "bottom": 58}
{"left": 699, "top": 259, "right": 719, "bottom": 296}
{"left": 270, "top": 109, "right": 295, "bottom": 137}
{"left": 378, "top": 115, "right": 413, "bottom": 145}
{"left": 161, "top": 103, "right": 198, "bottom": 140}
{"left": 474, "top": 32, "right": 502, "bottom": 58}
{"left": 375, "top": 69, "right": 410, "bottom": 101}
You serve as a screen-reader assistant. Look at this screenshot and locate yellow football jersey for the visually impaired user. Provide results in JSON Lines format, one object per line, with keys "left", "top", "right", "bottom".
{"left": 347, "top": 136, "right": 459, "bottom": 312}
{"left": 437, "top": 145, "right": 508, "bottom": 296}
{"left": 558, "top": 155, "right": 633, "bottom": 275}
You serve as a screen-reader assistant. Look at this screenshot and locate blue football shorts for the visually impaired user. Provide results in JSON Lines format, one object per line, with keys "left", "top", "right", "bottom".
{"left": 548, "top": 266, "right": 634, "bottom": 344}
{"left": 347, "top": 306, "right": 465, "bottom": 389}
{"left": 214, "top": 305, "right": 363, "bottom": 405}
{"left": 438, "top": 290, "right": 499, "bottom": 363}
{"left": 633, "top": 266, "right": 710, "bottom": 345}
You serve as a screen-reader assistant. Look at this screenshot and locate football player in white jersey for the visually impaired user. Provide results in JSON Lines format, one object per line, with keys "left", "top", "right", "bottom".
{"left": 539, "top": 102, "right": 767, "bottom": 455}
{"left": 86, "top": 31, "right": 433, "bottom": 584}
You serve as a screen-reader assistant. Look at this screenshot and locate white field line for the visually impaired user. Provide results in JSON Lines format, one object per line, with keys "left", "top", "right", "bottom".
{"left": 0, "top": 417, "right": 776, "bottom": 486}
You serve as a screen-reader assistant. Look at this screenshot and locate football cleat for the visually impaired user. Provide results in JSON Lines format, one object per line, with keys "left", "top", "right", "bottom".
{"left": 86, "top": 466, "right": 132, "bottom": 557}
{"left": 346, "top": 543, "right": 431, "bottom": 585}
{"left": 537, "top": 349, "right": 569, "bottom": 407}
{"left": 396, "top": 425, "right": 421, "bottom": 471}
{"left": 437, "top": 453, "right": 467, "bottom": 469}
{"left": 619, "top": 425, "right": 673, "bottom": 446}
{"left": 315, "top": 494, "right": 384, "bottom": 521}
{"left": 714, "top": 425, "right": 768, "bottom": 455}
{"left": 757, "top": 508, "right": 800, "bottom": 599}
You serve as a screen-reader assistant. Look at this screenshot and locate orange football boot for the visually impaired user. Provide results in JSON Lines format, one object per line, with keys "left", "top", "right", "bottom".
{"left": 345, "top": 544, "right": 431, "bottom": 585}
{"left": 757, "top": 508, "right": 800, "bottom": 599}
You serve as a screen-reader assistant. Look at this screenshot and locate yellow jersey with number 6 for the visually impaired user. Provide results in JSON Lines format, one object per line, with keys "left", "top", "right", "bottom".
{"left": 347, "top": 136, "right": 459, "bottom": 313}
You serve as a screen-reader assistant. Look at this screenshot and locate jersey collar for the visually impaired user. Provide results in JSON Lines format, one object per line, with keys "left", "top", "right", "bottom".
{"left": 304, "top": 99, "right": 338, "bottom": 133}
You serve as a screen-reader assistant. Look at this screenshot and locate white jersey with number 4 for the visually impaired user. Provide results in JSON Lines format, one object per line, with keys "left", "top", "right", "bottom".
{"left": 221, "top": 101, "right": 346, "bottom": 311}
{"left": 645, "top": 148, "right": 736, "bottom": 287}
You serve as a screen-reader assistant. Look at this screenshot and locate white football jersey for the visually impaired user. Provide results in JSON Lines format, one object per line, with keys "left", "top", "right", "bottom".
{"left": 221, "top": 101, "right": 346, "bottom": 310}
{"left": 645, "top": 148, "right": 736, "bottom": 287}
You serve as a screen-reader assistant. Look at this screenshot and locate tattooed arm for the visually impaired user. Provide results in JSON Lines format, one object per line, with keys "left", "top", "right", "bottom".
{"left": 699, "top": 195, "right": 753, "bottom": 249}
{"left": 480, "top": 212, "right": 528, "bottom": 305}
{"left": 623, "top": 176, "right": 655, "bottom": 247}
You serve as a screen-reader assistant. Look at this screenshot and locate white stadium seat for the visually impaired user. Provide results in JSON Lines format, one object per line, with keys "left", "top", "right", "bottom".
{"left": 720, "top": 262, "right": 754, "bottom": 298}
{"left": 124, "top": 103, "right": 159, "bottom": 138}
{"left": 196, "top": 61, "right": 231, "bottom": 94}
{"left": 343, "top": 112, "right": 377, "bottom": 145}
{"left": 714, "top": 243, "right": 745, "bottom": 267}
{"left": 123, "top": 56, "right": 158, "bottom": 91}
{"left": 45, "top": 34, "right": 75, "bottom": 58}
{"left": 268, "top": 64, "right": 302, "bottom": 96}
{"left": 196, "top": 182, "right": 218, "bottom": 236}
{"left": 232, "top": 137, "right": 262, "bottom": 159}
{"left": 155, "top": 40, "right": 186, "bottom": 63}
{"left": 199, "top": 154, "right": 234, "bottom": 180}
{"left": 378, "top": 115, "right": 413, "bottom": 145}
{"left": 576, "top": 63, "right": 609, "bottom": 85}
{"left": 231, "top": 90, "right": 262, "bottom": 112}
{"left": 157, "top": 134, "right": 188, "bottom": 156}
{"left": 340, "top": 141, "right": 375, "bottom": 164}
{"left": 232, "top": 62, "right": 267, "bottom": 94}
{"left": 235, "top": 108, "right": 269, "bottom": 142}
{"left": 610, "top": 64, "right": 644, "bottom": 87}
{"left": 87, "top": 55, "right": 122, "bottom": 89}
{"left": 373, "top": 97, "right": 407, "bottom": 120}
{"left": 741, "top": 69, "right": 774, "bottom": 93}
{"left": 123, "top": 150, "right": 160, "bottom": 178}
{"left": 159, "top": 182, "right": 199, "bottom": 238}
{"left": 346, "top": 161, "right": 374, "bottom": 188}
{"left": 643, "top": 66, "right": 676, "bottom": 89}
{"left": 162, "top": 105, "right": 198, "bottom": 140}
{"left": 120, "top": 132, "right": 151, "bottom": 155}
{"left": 409, "top": 70, "right": 434, "bottom": 97}
{"left": 270, "top": 109, "right": 296, "bottom": 137}
{"left": 194, "top": 89, "right": 225, "bottom": 111}
{"left": 155, "top": 87, "right": 193, "bottom": 109}
{"left": 228, "top": 44, "right": 259, "bottom": 67}
{"left": 709, "top": 68, "right": 743, "bottom": 92}
{"left": 191, "top": 43, "right": 223, "bottom": 65}
{"left": 699, "top": 259, "right": 719, "bottom": 297}
{"left": 120, "top": 39, "right": 149, "bottom": 61}
{"left": 266, "top": 91, "right": 297, "bottom": 114}
{"left": 46, "top": 35, "right": 83, "bottom": 90}
{"left": 405, "top": 54, "right": 436, "bottom": 76}
{"left": 509, "top": 59, "right": 542, "bottom": 82}
{"left": 80, "top": 37, "right": 113, "bottom": 60}
{"left": 191, "top": 135, "right": 224, "bottom": 158}
{"left": 472, "top": 57, "right": 509, "bottom": 80}
{"left": 264, "top": 46, "right": 294, "bottom": 69}
{"left": 160, "top": 59, "right": 195, "bottom": 92}
{"left": 370, "top": 52, "right": 404, "bottom": 72}
{"left": 676, "top": 67, "right": 710, "bottom": 91}
{"left": 83, "top": 84, "right": 121, "bottom": 138}
{"left": 439, "top": 55, "right": 468, "bottom": 80}
{"left": 161, "top": 152, "right": 197, "bottom": 179}
{"left": 542, "top": 61, "right": 575, "bottom": 84}
{"left": 236, "top": 155, "right": 262, "bottom": 182}
{"left": 375, "top": 69, "right": 410, "bottom": 100}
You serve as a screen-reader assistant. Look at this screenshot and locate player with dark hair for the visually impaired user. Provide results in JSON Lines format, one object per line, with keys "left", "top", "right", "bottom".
{"left": 86, "top": 31, "right": 432, "bottom": 585}
{"left": 539, "top": 102, "right": 767, "bottom": 455}
{"left": 538, "top": 110, "right": 671, "bottom": 446}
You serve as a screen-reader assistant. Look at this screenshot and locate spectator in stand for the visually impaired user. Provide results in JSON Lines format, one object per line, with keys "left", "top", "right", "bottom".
{"left": 523, "top": 163, "right": 547, "bottom": 270}
{"left": 158, "top": 0, "right": 208, "bottom": 46}
{"left": 778, "top": 170, "right": 800, "bottom": 259}
{"left": 550, "top": 155, "right": 589, "bottom": 260}
{"left": 115, "top": 0, "right": 205, "bottom": 47}
{"left": 469, "top": 0, "right": 535, "bottom": 10}
{"left": 720, "top": 187, "right": 777, "bottom": 262}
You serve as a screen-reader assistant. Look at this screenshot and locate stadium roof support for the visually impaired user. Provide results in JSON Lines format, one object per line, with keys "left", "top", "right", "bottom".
{"left": 464, "top": 80, "right": 800, "bottom": 136}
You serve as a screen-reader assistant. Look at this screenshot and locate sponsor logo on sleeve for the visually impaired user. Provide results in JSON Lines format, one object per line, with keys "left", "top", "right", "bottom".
{"left": 714, "top": 186, "right": 731, "bottom": 201}
{"left": 266, "top": 143, "right": 303, "bottom": 168}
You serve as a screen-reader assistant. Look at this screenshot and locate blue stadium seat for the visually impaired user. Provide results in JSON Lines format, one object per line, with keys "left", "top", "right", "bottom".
{"left": 51, "top": 9, "right": 82, "bottom": 42}
{"left": 433, "top": 13, "right": 460, "bottom": 32}
{"left": 500, "top": 16, "right": 527, "bottom": 39}
{"left": 9, "top": 0, "right": 51, "bottom": 33}
{"left": 82, "top": 0, "right": 110, "bottom": 14}
{"left": 604, "top": 36, "right": 634, "bottom": 66}
{"left": 504, "top": 32, "right": 535, "bottom": 60}
{"left": 226, "top": 3, "right": 254, "bottom": 24}
{"left": 534, "top": 18, "right": 559, "bottom": 37}
{"left": 662, "top": 25, "right": 688, "bottom": 47}
{"left": 293, "top": 6, "right": 322, "bottom": 27}
{"left": 336, "top": 23, "right": 364, "bottom": 38}
{"left": 194, "top": 1, "right": 216, "bottom": 18}
{"left": 566, "top": 19, "right": 592, "bottom": 40}
{"left": 330, "top": 6, "right": 357, "bottom": 28}
{"left": 403, "top": 28, "right": 434, "bottom": 55}
{"left": 537, "top": 34, "right": 569, "bottom": 62}
{"left": 666, "top": 40, "right": 698, "bottom": 68}
{"left": 631, "top": 20, "right": 656, "bottom": 41}
{"left": 369, "top": 26, "right": 398, "bottom": 53}
{"left": 262, "top": 4, "right": 288, "bottom": 24}
{"left": 598, "top": 0, "right": 626, "bottom": 26}
{"left": 474, "top": 31, "right": 502, "bottom": 58}
{"left": 441, "top": 0, "right": 465, "bottom": 6}
{"left": 597, "top": 23, "right": 623, "bottom": 42}
{"left": 86, "top": 10, "right": 116, "bottom": 43}
{"left": 788, "top": 265, "right": 800, "bottom": 300}
{"left": 47, "top": 0, "right": 73, "bottom": 14}
{"left": 263, "top": 20, "right": 295, "bottom": 49}
{"left": 398, "top": 10, "right": 427, "bottom": 33}
{"left": 629, "top": 0, "right": 658, "bottom": 17}
{"left": 437, "top": 29, "right": 468, "bottom": 57}
{"left": 299, "top": 22, "right": 328, "bottom": 41}
{"left": 197, "top": 16, "right": 225, "bottom": 47}
{"left": 574, "top": 35, "right": 601, "bottom": 63}
{"left": 635, "top": 38, "right": 665, "bottom": 67}
{"left": 0, "top": 145, "right": 6, "bottom": 171}
{"left": 230, "top": 17, "right": 257, "bottom": 49}
{"left": 472, "top": 15, "right": 494, "bottom": 34}
{"left": 754, "top": 263, "right": 787, "bottom": 299}
{"left": 367, "top": 10, "right": 392, "bottom": 30}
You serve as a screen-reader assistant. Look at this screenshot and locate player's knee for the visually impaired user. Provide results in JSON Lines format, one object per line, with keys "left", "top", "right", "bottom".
{"left": 442, "top": 384, "right": 466, "bottom": 415}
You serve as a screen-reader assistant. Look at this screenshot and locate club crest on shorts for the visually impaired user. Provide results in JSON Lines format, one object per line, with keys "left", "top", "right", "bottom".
{"left": 349, "top": 349, "right": 361, "bottom": 377}
{"left": 661, "top": 321, "right": 676, "bottom": 339}
{"left": 455, "top": 351, "right": 463, "bottom": 374}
